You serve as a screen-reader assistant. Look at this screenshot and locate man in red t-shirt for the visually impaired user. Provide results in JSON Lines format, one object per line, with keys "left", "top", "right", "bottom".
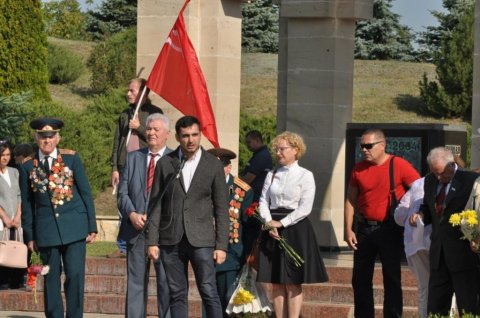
{"left": 344, "top": 129, "right": 420, "bottom": 318}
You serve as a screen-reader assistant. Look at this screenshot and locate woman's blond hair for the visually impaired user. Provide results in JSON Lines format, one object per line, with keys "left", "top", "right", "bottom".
{"left": 272, "top": 131, "right": 306, "bottom": 160}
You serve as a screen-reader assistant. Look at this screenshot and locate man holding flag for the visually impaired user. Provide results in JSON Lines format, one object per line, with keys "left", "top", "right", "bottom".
{"left": 109, "top": 78, "right": 163, "bottom": 258}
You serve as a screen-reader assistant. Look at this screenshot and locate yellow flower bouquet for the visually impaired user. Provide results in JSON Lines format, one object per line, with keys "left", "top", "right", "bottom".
{"left": 449, "top": 209, "right": 480, "bottom": 251}
{"left": 226, "top": 264, "right": 272, "bottom": 315}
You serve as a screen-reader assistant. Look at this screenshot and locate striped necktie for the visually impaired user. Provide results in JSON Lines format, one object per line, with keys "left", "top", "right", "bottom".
{"left": 435, "top": 182, "right": 448, "bottom": 215}
{"left": 146, "top": 153, "right": 157, "bottom": 194}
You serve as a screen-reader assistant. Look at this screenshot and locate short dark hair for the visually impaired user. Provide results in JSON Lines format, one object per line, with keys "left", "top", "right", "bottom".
{"left": 362, "top": 128, "right": 385, "bottom": 141}
{"left": 175, "top": 116, "right": 201, "bottom": 135}
{"left": 246, "top": 130, "right": 263, "bottom": 143}
{"left": 13, "top": 143, "right": 35, "bottom": 158}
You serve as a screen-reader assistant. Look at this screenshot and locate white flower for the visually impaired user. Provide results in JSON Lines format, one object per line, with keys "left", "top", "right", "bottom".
{"left": 41, "top": 265, "right": 50, "bottom": 276}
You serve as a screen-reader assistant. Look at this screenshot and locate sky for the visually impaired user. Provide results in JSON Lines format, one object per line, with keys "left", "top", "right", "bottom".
{"left": 391, "top": 0, "right": 444, "bottom": 33}
{"left": 75, "top": 0, "right": 445, "bottom": 34}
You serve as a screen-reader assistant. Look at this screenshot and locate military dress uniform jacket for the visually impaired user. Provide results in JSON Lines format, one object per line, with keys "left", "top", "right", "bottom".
{"left": 19, "top": 149, "right": 97, "bottom": 247}
{"left": 216, "top": 175, "right": 253, "bottom": 273}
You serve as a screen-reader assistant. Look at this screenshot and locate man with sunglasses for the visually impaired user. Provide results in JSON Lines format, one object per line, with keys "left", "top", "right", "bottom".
{"left": 410, "top": 147, "right": 480, "bottom": 316}
{"left": 344, "top": 128, "right": 420, "bottom": 318}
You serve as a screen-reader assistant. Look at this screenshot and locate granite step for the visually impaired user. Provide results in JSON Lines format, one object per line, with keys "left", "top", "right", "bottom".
{"left": 0, "top": 257, "right": 422, "bottom": 317}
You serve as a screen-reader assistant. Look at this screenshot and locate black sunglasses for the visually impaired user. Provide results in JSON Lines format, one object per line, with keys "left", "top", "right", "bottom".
{"left": 360, "top": 140, "right": 383, "bottom": 150}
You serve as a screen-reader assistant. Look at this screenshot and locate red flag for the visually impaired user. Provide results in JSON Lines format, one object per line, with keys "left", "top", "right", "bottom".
{"left": 146, "top": 0, "right": 219, "bottom": 148}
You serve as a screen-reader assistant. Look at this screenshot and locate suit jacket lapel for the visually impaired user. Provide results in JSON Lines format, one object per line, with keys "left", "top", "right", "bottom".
{"left": 140, "top": 149, "right": 148, "bottom": 200}
{"left": 444, "top": 177, "right": 460, "bottom": 209}
{"left": 169, "top": 149, "right": 186, "bottom": 193}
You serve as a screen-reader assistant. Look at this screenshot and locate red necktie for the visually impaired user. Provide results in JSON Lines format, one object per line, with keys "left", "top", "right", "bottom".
{"left": 146, "top": 153, "right": 157, "bottom": 194}
{"left": 435, "top": 183, "right": 448, "bottom": 215}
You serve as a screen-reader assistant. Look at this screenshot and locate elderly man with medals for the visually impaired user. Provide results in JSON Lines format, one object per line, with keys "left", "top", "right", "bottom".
{"left": 19, "top": 117, "right": 97, "bottom": 318}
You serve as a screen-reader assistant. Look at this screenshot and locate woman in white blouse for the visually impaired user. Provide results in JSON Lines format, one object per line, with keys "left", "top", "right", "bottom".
{"left": 0, "top": 140, "right": 24, "bottom": 289}
{"left": 257, "top": 131, "right": 328, "bottom": 318}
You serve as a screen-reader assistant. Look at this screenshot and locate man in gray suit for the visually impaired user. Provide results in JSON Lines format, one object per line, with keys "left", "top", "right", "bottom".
{"left": 118, "top": 113, "right": 172, "bottom": 318}
{"left": 146, "top": 115, "right": 229, "bottom": 318}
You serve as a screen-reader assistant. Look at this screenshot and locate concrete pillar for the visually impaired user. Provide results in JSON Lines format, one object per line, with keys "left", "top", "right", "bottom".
{"left": 472, "top": 0, "right": 480, "bottom": 168}
{"left": 277, "top": 0, "right": 372, "bottom": 248}
{"left": 137, "top": 0, "right": 243, "bottom": 172}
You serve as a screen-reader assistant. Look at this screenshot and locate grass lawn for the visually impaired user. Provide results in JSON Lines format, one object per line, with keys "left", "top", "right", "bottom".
{"left": 87, "top": 241, "right": 117, "bottom": 257}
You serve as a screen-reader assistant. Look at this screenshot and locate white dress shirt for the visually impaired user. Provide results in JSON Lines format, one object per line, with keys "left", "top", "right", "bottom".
{"left": 146, "top": 146, "right": 166, "bottom": 168}
{"left": 39, "top": 148, "right": 58, "bottom": 169}
{"left": 180, "top": 149, "right": 202, "bottom": 192}
{"left": 259, "top": 161, "right": 316, "bottom": 228}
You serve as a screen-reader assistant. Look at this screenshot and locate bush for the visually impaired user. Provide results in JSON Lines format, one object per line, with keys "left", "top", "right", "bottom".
{"left": 239, "top": 111, "right": 276, "bottom": 172}
{"left": 48, "top": 43, "right": 85, "bottom": 84}
{"left": 0, "top": 92, "right": 32, "bottom": 144}
{"left": 0, "top": 0, "right": 49, "bottom": 100}
{"left": 87, "top": 27, "right": 136, "bottom": 93}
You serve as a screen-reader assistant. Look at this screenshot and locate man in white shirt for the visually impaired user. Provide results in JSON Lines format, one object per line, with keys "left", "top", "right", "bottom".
{"left": 146, "top": 116, "right": 229, "bottom": 318}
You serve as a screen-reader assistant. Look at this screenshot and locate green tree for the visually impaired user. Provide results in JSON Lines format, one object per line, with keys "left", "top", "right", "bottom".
{"left": 242, "top": 0, "right": 279, "bottom": 53}
{"left": 0, "top": 92, "right": 31, "bottom": 143}
{"left": 87, "top": 27, "right": 137, "bottom": 93}
{"left": 416, "top": 0, "right": 474, "bottom": 61}
{"left": 0, "top": 0, "right": 49, "bottom": 99}
{"left": 419, "top": 0, "right": 474, "bottom": 118}
{"left": 85, "top": 0, "right": 137, "bottom": 40}
{"left": 355, "top": 0, "right": 415, "bottom": 61}
{"left": 42, "top": 0, "right": 87, "bottom": 40}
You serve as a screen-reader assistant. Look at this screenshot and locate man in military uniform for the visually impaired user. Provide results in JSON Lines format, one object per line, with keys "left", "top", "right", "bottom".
{"left": 19, "top": 118, "right": 97, "bottom": 318}
{"left": 206, "top": 148, "right": 254, "bottom": 316}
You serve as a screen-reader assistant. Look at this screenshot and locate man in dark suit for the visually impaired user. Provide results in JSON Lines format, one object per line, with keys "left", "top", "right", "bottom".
{"left": 118, "top": 113, "right": 172, "bottom": 318}
{"left": 411, "top": 147, "right": 480, "bottom": 316}
{"left": 19, "top": 118, "right": 97, "bottom": 318}
{"left": 146, "top": 116, "right": 229, "bottom": 318}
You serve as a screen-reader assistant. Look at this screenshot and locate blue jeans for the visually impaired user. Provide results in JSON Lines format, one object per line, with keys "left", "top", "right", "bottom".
{"left": 161, "top": 236, "right": 222, "bottom": 318}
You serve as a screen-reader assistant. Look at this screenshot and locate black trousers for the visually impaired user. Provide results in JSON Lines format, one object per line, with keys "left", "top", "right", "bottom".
{"left": 352, "top": 221, "right": 403, "bottom": 318}
{"left": 427, "top": 249, "right": 480, "bottom": 316}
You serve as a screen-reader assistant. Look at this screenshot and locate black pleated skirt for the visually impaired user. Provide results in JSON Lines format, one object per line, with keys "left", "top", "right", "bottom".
{"left": 256, "top": 208, "right": 329, "bottom": 285}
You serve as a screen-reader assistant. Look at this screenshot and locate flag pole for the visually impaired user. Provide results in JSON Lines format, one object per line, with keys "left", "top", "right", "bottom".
{"left": 125, "top": 85, "right": 148, "bottom": 147}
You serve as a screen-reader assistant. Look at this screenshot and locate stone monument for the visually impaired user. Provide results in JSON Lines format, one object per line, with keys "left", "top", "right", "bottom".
{"left": 276, "top": 0, "right": 372, "bottom": 248}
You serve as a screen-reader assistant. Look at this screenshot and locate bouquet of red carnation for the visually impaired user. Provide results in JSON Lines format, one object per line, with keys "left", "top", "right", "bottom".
{"left": 246, "top": 202, "right": 304, "bottom": 268}
{"left": 27, "top": 251, "right": 50, "bottom": 304}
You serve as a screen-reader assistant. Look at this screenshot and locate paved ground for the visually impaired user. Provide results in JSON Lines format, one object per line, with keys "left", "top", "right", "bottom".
{"left": 0, "top": 312, "right": 124, "bottom": 318}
